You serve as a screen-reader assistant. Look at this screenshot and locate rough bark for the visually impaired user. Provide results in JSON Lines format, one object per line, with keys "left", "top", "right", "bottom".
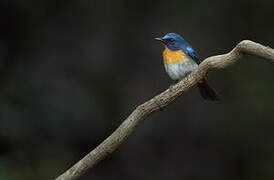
{"left": 55, "top": 40, "right": 274, "bottom": 180}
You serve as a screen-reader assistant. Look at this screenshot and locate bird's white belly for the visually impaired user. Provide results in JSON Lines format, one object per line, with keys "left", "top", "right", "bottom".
{"left": 164, "top": 57, "right": 198, "bottom": 80}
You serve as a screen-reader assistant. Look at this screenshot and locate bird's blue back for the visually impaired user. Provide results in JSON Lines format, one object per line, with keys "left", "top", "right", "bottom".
{"left": 163, "top": 33, "right": 201, "bottom": 64}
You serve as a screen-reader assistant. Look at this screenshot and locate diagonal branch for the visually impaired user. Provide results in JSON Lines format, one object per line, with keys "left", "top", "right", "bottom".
{"left": 55, "top": 40, "right": 274, "bottom": 180}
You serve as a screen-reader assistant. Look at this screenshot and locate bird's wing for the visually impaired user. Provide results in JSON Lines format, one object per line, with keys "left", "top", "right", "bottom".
{"left": 185, "top": 46, "right": 201, "bottom": 64}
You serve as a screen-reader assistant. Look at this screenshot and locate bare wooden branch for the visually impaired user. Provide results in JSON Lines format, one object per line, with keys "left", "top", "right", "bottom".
{"left": 55, "top": 40, "right": 274, "bottom": 180}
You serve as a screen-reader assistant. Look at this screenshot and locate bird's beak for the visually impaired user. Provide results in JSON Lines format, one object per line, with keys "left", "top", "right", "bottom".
{"left": 154, "top": 37, "right": 163, "bottom": 42}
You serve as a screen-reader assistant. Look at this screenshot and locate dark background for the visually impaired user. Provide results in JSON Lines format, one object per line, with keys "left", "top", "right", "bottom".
{"left": 1, "top": 0, "right": 274, "bottom": 179}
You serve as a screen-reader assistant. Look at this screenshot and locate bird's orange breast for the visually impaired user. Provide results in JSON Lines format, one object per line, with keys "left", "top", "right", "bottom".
{"left": 163, "top": 47, "right": 185, "bottom": 65}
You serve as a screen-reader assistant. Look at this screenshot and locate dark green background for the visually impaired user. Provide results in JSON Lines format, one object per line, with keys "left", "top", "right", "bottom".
{"left": 1, "top": 0, "right": 274, "bottom": 179}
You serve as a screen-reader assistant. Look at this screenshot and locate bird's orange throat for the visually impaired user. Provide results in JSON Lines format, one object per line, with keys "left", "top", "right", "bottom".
{"left": 163, "top": 47, "right": 185, "bottom": 65}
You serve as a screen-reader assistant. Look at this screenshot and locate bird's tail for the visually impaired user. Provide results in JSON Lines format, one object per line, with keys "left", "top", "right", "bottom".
{"left": 197, "top": 78, "right": 220, "bottom": 101}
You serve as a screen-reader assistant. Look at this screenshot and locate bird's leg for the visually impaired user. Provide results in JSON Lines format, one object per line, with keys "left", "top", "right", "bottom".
{"left": 174, "top": 79, "right": 179, "bottom": 84}
{"left": 169, "top": 80, "right": 179, "bottom": 91}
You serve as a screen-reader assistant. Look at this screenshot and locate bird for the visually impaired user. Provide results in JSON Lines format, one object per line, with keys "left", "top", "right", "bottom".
{"left": 155, "top": 33, "right": 219, "bottom": 101}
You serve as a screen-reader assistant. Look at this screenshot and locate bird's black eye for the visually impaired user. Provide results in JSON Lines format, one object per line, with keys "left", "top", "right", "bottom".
{"left": 169, "top": 38, "right": 174, "bottom": 42}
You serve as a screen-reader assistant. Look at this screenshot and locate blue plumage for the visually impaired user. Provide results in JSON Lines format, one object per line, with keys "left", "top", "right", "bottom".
{"left": 160, "top": 33, "right": 200, "bottom": 64}
{"left": 155, "top": 33, "right": 220, "bottom": 101}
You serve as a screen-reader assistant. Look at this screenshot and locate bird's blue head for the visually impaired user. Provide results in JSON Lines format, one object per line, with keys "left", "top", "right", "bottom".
{"left": 155, "top": 33, "right": 186, "bottom": 51}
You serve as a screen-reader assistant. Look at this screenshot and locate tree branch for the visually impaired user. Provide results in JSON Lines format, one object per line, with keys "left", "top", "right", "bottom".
{"left": 55, "top": 40, "right": 274, "bottom": 180}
